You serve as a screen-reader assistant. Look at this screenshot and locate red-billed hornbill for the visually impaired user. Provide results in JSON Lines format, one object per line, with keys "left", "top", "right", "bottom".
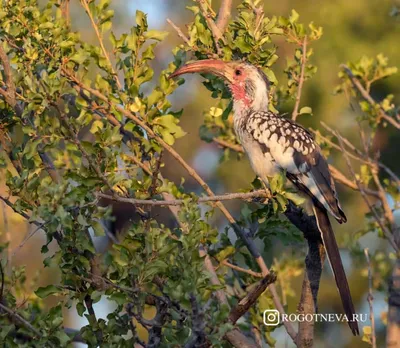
{"left": 170, "top": 59, "right": 359, "bottom": 335}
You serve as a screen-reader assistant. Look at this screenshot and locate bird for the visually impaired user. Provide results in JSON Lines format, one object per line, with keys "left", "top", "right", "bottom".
{"left": 170, "top": 59, "right": 359, "bottom": 335}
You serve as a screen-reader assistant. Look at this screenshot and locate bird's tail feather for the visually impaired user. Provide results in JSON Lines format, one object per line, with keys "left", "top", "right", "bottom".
{"left": 313, "top": 204, "right": 360, "bottom": 336}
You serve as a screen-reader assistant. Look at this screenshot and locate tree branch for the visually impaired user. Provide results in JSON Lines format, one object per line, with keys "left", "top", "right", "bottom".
{"left": 96, "top": 190, "right": 269, "bottom": 206}
{"left": 55, "top": 67, "right": 296, "bottom": 339}
{"left": 220, "top": 260, "right": 263, "bottom": 278}
{"left": 167, "top": 19, "right": 193, "bottom": 48}
{"left": 319, "top": 121, "right": 400, "bottom": 186}
{"left": 341, "top": 64, "right": 400, "bottom": 130}
{"left": 196, "top": 0, "right": 223, "bottom": 54}
{"left": 292, "top": 36, "right": 308, "bottom": 121}
{"left": 229, "top": 271, "right": 277, "bottom": 324}
{"left": 337, "top": 132, "right": 399, "bottom": 251}
{"left": 0, "top": 302, "right": 43, "bottom": 339}
{"left": 80, "top": 0, "right": 122, "bottom": 90}
{"left": 215, "top": 0, "right": 232, "bottom": 33}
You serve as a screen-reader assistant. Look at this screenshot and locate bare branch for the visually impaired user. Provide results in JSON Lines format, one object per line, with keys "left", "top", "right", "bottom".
{"left": 319, "top": 121, "right": 400, "bottom": 186}
{"left": 96, "top": 189, "right": 269, "bottom": 206}
{"left": 341, "top": 64, "right": 400, "bottom": 130}
{"left": 167, "top": 19, "right": 193, "bottom": 48}
{"left": 292, "top": 36, "right": 308, "bottom": 121}
{"left": 213, "top": 137, "right": 244, "bottom": 153}
{"left": 337, "top": 132, "right": 398, "bottom": 251}
{"left": 79, "top": 0, "right": 122, "bottom": 90}
{"left": 215, "top": 0, "right": 232, "bottom": 33}
{"left": 199, "top": 247, "right": 229, "bottom": 306}
{"left": 364, "top": 248, "right": 377, "bottom": 348}
{"left": 220, "top": 260, "right": 263, "bottom": 278}
{"left": 328, "top": 164, "right": 379, "bottom": 197}
{"left": 229, "top": 271, "right": 277, "bottom": 324}
{"left": 11, "top": 222, "right": 47, "bottom": 258}
{"left": 196, "top": 0, "right": 223, "bottom": 54}
{"left": 60, "top": 0, "right": 71, "bottom": 25}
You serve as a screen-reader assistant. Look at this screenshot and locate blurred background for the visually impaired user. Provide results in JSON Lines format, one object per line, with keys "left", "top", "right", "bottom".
{"left": 1, "top": 0, "right": 400, "bottom": 347}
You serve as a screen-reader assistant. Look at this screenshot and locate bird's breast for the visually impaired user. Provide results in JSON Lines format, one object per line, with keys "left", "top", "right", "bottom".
{"left": 238, "top": 132, "right": 280, "bottom": 181}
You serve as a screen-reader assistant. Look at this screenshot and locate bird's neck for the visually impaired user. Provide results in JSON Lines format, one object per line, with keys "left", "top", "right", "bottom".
{"left": 232, "top": 90, "right": 269, "bottom": 131}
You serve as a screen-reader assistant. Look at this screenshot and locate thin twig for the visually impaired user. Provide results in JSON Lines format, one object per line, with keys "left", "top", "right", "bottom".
{"left": 79, "top": 0, "right": 122, "bottom": 90}
{"left": 199, "top": 247, "right": 229, "bottom": 306}
{"left": 0, "top": 195, "right": 37, "bottom": 224}
{"left": 167, "top": 19, "right": 192, "bottom": 47}
{"left": 96, "top": 190, "right": 269, "bottom": 206}
{"left": 337, "top": 132, "right": 398, "bottom": 251}
{"left": 220, "top": 260, "right": 263, "bottom": 278}
{"left": 215, "top": 0, "right": 232, "bottom": 33}
{"left": 60, "top": 0, "right": 71, "bottom": 25}
{"left": 0, "top": 302, "right": 43, "bottom": 339}
{"left": 11, "top": 222, "right": 47, "bottom": 258}
{"left": 341, "top": 64, "right": 400, "bottom": 130}
{"left": 292, "top": 36, "right": 307, "bottom": 121}
{"left": 196, "top": 0, "right": 223, "bottom": 54}
{"left": 364, "top": 248, "right": 377, "bottom": 348}
{"left": 319, "top": 121, "right": 400, "bottom": 186}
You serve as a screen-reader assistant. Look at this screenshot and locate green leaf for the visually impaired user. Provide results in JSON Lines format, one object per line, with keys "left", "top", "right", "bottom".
{"left": 70, "top": 50, "right": 89, "bottom": 65}
{"left": 284, "top": 192, "right": 305, "bottom": 206}
{"left": 76, "top": 302, "right": 86, "bottom": 317}
{"left": 269, "top": 172, "right": 284, "bottom": 193}
{"left": 289, "top": 9, "right": 300, "bottom": 23}
{"left": 299, "top": 106, "right": 312, "bottom": 115}
{"left": 90, "top": 120, "right": 104, "bottom": 134}
{"left": 136, "top": 10, "right": 147, "bottom": 29}
{"left": 215, "top": 246, "right": 236, "bottom": 262}
{"left": 35, "top": 285, "right": 60, "bottom": 298}
{"left": 144, "top": 30, "right": 169, "bottom": 41}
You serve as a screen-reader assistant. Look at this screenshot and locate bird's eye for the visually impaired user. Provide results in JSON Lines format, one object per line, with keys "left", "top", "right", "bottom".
{"left": 235, "top": 69, "right": 242, "bottom": 76}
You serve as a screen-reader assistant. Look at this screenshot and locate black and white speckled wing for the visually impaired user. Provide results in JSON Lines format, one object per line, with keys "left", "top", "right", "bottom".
{"left": 244, "top": 111, "right": 346, "bottom": 223}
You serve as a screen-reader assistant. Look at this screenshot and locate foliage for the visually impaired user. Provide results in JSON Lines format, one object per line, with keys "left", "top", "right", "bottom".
{"left": 0, "top": 0, "right": 398, "bottom": 347}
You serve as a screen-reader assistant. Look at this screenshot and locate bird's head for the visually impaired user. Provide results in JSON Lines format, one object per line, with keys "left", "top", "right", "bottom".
{"left": 169, "top": 59, "right": 270, "bottom": 114}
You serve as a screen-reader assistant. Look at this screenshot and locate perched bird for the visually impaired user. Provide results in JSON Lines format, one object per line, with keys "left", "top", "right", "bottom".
{"left": 170, "top": 59, "right": 359, "bottom": 335}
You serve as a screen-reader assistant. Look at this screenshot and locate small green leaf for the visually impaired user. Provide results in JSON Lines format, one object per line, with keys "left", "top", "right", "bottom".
{"left": 299, "top": 106, "right": 312, "bottom": 115}
{"left": 35, "top": 285, "right": 60, "bottom": 298}
{"left": 144, "top": 30, "right": 169, "bottom": 41}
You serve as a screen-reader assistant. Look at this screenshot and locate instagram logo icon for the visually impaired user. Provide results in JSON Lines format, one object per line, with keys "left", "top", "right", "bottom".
{"left": 263, "top": 309, "right": 280, "bottom": 326}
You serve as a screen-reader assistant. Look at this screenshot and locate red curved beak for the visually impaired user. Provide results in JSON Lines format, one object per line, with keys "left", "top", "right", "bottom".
{"left": 169, "top": 59, "right": 233, "bottom": 82}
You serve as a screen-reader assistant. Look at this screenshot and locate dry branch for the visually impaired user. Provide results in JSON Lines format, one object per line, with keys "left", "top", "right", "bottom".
{"left": 96, "top": 190, "right": 269, "bottom": 206}
{"left": 292, "top": 36, "right": 308, "bottom": 121}
{"left": 167, "top": 19, "right": 193, "bottom": 48}
{"left": 215, "top": 0, "right": 232, "bottom": 33}
{"left": 221, "top": 260, "right": 263, "bottom": 278}
{"left": 229, "top": 271, "right": 277, "bottom": 324}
